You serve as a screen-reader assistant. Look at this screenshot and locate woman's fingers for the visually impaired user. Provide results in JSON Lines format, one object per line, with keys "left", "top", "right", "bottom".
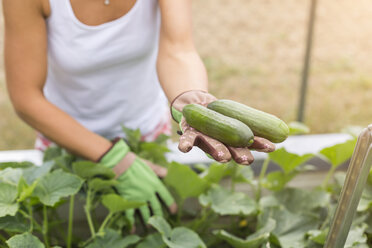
{"left": 178, "top": 129, "right": 232, "bottom": 163}
{"left": 168, "top": 202, "right": 178, "bottom": 214}
{"left": 249, "top": 137, "right": 275, "bottom": 152}
{"left": 227, "top": 147, "right": 254, "bottom": 165}
{"left": 144, "top": 160, "right": 168, "bottom": 178}
{"left": 178, "top": 129, "right": 198, "bottom": 153}
{"left": 195, "top": 134, "right": 232, "bottom": 163}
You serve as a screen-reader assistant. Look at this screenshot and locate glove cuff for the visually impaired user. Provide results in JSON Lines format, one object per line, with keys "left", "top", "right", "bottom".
{"left": 170, "top": 90, "right": 216, "bottom": 122}
{"left": 99, "top": 138, "right": 130, "bottom": 169}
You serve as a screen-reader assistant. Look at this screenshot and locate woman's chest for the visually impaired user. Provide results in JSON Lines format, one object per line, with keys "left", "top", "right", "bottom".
{"left": 46, "top": 0, "right": 160, "bottom": 74}
{"left": 69, "top": 0, "right": 138, "bottom": 26}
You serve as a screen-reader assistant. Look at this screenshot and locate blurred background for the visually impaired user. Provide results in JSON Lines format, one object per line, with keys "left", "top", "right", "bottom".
{"left": 1, "top": 0, "right": 372, "bottom": 150}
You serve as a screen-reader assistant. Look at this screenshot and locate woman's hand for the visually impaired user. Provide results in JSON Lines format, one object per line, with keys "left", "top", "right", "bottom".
{"left": 172, "top": 90, "right": 275, "bottom": 165}
{"left": 100, "top": 139, "right": 177, "bottom": 227}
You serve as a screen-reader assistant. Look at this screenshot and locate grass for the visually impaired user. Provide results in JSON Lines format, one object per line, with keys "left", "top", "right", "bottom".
{"left": 2, "top": 0, "right": 372, "bottom": 150}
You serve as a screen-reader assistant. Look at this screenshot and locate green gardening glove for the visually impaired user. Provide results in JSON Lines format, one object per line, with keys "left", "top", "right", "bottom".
{"left": 100, "top": 139, "right": 175, "bottom": 227}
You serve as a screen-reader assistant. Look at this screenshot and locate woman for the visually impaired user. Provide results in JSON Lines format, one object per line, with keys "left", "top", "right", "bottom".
{"left": 3, "top": 0, "right": 274, "bottom": 226}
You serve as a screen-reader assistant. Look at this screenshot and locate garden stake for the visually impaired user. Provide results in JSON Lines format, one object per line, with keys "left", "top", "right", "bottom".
{"left": 324, "top": 125, "right": 372, "bottom": 248}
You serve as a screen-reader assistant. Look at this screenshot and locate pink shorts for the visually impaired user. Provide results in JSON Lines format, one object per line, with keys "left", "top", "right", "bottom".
{"left": 34, "top": 113, "right": 172, "bottom": 151}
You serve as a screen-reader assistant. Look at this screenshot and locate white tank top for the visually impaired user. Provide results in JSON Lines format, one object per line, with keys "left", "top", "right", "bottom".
{"left": 44, "top": 0, "right": 168, "bottom": 140}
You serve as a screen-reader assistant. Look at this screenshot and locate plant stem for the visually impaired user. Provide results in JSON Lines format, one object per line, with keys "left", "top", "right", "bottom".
{"left": 230, "top": 165, "right": 237, "bottom": 192}
{"left": 106, "top": 213, "right": 119, "bottom": 229}
{"left": 67, "top": 195, "right": 75, "bottom": 248}
{"left": 192, "top": 208, "right": 213, "bottom": 232}
{"left": 98, "top": 212, "right": 114, "bottom": 234}
{"left": 84, "top": 189, "right": 96, "bottom": 238}
{"left": 0, "top": 234, "right": 7, "bottom": 243}
{"left": 43, "top": 205, "right": 50, "bottom": 248}
{"left": 176, "top": 199, "right": 185, "bottom": 224}
{"left": 28, "top": 203, "right": 33, "bottom": 232}
{"left": 19, "top": 209, "right": 42, "bottom": 232}
{"left": 256, "top": 156, "right": 270, "bottom": 201}
{"left": 322, "top": 166, "right": 336, "bottom": 189}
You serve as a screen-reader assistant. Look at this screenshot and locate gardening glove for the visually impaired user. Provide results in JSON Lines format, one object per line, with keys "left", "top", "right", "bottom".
{"left": 171, "top": 90, "right": 275, "bottom": 165}
{"left": 100, "top": 139, "right": 176, "bottom": 227}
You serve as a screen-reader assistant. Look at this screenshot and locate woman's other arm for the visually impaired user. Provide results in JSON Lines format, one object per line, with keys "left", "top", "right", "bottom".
{"left": 3, "top": 0, "right": 111, "bottom": 160}
{"left": 157, "top": 0, "right": 208, "bottom": 102}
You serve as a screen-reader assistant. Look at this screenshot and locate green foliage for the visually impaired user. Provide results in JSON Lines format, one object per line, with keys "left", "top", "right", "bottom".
{"left": 148, "top": 216, "right": 207, "bottom": 248}
{"left": 135, "top": 233, "right": 166, "bottom": 248}
{"left": 86, "top": 229, "right": 140, "bottom": 248}
{"left": 269, "top": 148, "right": 314, "bottom": 174}
{"left": 213, "top": 218, "right": 275, "bottom": 248}
{"left": 260, "top": 188, "right": 330, "bottom": 214}
{"left": 6, "top": 232, "right": 45, "bottom": 248}
{"left": 0, "top": 126, "right": 368, "bottom": 247}
{"left": 259, "top": 206, "right": 320, "bottom": 248}
{"left": 319, "top": 138, "right": 357, "bottom": 168}
{"left": 165, "top": 162, "right": 209, "bottom": 200}
{"left": 199, "top": 185, "right": 257, "bottom": 216}
{"left": 262, "top": 148, "right": 315, "bottom": 191}
{"left": 33, "top": 169, "right": 84, "bottom": 206}
{"left": 0, "top": 182, "right": 19, "bottom": 217}
{"left": 72, "top": 161, "right": 115, "bottom": 179}
{"left": 0, "top": 214, "right": 30, "bottom": 233}
{"left": 288, "top": 122, "right": 310, "bottom": 135}
{"left": 101, "top": 194, "right": 145, "bottom": 213}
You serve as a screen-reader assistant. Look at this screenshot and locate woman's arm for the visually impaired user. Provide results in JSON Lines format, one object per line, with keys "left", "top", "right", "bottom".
{"left": 157, "top": 0, "right": 208, "bottom": 102}
{"left": 3, "top": 0, "right": 111, "bottom": 160}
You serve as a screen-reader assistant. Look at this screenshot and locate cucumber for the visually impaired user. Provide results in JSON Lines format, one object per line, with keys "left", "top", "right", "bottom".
{"left": 183, "top": 104, "right": 254, "bottom": 147}
{"left": 207, "top": 100, "right": 289, "bottom": 143}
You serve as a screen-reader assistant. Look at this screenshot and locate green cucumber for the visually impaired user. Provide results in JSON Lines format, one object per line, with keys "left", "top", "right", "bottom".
{"left": 207, "top": 100, "right": 289, "bottom": 143}
{"left": 183, "top": 104, "right": 254, "bottom": 147}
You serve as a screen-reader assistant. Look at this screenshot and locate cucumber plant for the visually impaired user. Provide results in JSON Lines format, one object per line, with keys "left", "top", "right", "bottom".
{"left": 0, "top": 126, "right": 368, "bottom": 248}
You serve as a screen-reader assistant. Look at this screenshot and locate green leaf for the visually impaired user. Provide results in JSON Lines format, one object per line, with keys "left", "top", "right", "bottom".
{"left": 345, "top": 224, "right": 368, "bottom": 248}
{"left": 148, "top": 216, "right": 207, "bottom": 248}
{"left": 165, "top": 162, "right": 208, "bottom": 200}
{"left": 262, "top": 171, "right": 297, "bottom": 191}
{"left": 0, "top": 162, "right": 33, "bottom": 170}
{"left": 136, "top": 233, "right": 166, "bottom": 248}
{"left": 307, "top": 229, "right": 328, "bottom": 245}
{"left": 0, "top": 214, "right": 29, "bottom": 233}
{"left": 101, "top": 194, "right": 145, "bottom": 213}
{"left": 6, "top": 232, "right": 45, "bottom": 248}
{"left": 258, "top": 206, "right": 319, "bottom": 248}
{"left": 199, "top": 185, "right": 257, "bottom": 216}
{"left": 86, "top": 229, "right": 140, "bottom": 248}
{"left": 202, "top": 163, "right": 229, "bottom": 184}
{"left": 319, "top": 139, "right": 357, "bottom": 168}
{"left": 357, "top": 183, "right": 372, "bottom": 211}
{"left": 0, "top": 168, "right": 23, "bottom": 186}
{"left": 213, "top": 218, "right": 276, "bottom": 248}
{"left": 43, "top": 146, "right": 63, "bottom": 162}
{"left": 154, "top": 134, "right": 170, "bottom": 145}
{"left": 22, "top": 161, "right": 54, "bottom": 185}
{"left": 54, "top": 154, "right": 75, "bottom": 172}
{"left": 122, "top": 126, "right": 141, "bottom": 153}
{"left": 138, "top": 142, "right": 170, "bottom": 166}
{"left": 148, "top": 215, "right": 172, "bottom": 238}
{"left": 233, "top": 166, "right": 255, "bottom": 184}
{"left": 269, "top": 148, "right": 314, "bottom": 174}
{"left": 288, "top": 122, "right": 310, "bottom": 135}
{"left": 33, "top": 169, "right": 84, "bottom": 206}
{"left": 0, "top": 182, "right": 18, "bottom": 217}
{"left": 260, "top": 188, "right": 330, "bottom": 214}
{"left": 17, "top": 178, "right": 38, "bottom": 202}
{"left": 88, "top": 178, "right": 118, "bottom": 192}
{"left": 72, "top": 161, "right": 115, "bottom": 179}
